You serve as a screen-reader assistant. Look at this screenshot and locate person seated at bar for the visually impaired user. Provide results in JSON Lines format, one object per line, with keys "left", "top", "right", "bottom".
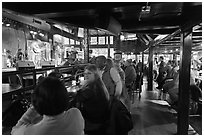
{"left": 75, "top": 64, "right": 110, "bottom": 135}
{"left": 165, "top": 69, "right": 201, "bottom": 109}
{"left": 11, "top": 77, "right": 84, "bottom": 135}
{"left": 165, "top": 72, "right": 179, "bottom": 106}
{"left": 48, "top": 71, "right": 63, "bottom": 79}
{"left": 158, "top": 60, "right": 178, "bottom": 88}
{"left": 36, "top": 75, "right": 45, "bottom": 84}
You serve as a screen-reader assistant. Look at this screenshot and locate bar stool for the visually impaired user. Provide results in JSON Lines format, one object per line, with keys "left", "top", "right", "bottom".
{"left": 8, "top": 74, "right": 23, "bottom": 89}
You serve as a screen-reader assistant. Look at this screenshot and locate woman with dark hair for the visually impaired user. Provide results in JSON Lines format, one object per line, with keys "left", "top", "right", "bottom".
{"left": 76, "top": 64, "right": 110, "bottom": 135}
{"left": 11, "top": 77, "right": 84, "bottom": 135}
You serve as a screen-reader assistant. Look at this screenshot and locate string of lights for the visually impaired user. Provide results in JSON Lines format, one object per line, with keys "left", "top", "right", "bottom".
{"left": 2, "top": 16, "right": 47, "bottom": 41}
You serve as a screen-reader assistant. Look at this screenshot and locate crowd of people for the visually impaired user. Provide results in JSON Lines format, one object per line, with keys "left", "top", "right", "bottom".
{"left": 153, "top": 56, "right": 202, "bottom": 112}
{"left": 9, "top": 54, "right": 202, "bottom": 134}
{"left": 11, "top": 55, "right": 147, "bottom": 135}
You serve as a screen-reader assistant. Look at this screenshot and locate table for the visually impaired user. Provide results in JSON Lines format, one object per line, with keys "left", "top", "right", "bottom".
{"left": 2, "top": 68, "right": 16, "bottom": 72}
{"left": 2, "top": 84, "right": 21, "bottom": 94}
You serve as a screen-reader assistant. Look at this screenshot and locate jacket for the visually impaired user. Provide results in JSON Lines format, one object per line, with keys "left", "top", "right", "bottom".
{"left": 106, "top": 98, "right": 133, "bottom": 135}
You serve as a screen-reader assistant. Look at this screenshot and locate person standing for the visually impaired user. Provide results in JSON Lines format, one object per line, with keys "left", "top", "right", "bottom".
{"left": 102, "top": 58, "right": 122, "bottom": 99}
{"left": 124, "top": 59, "right": 137, "bottom": 88}
{"left": 153, "top": 58, "right": 158, "bottom": 80}
{"left": 156, "top": 56, "right": 166, "bottom": 89}
{"left": 115, "top": 60, "right": 130, "bottom": 111}
{"left": 156, "top": 56, "right": 166, "bottom": 99}
{"left": 95, "top": 55, "right": 107, "bottom": 78}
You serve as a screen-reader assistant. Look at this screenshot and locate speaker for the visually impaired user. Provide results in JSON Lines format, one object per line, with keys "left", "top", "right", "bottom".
{"left": 16, "top": 61, "right": 35, "bottom": 71}
{"left": 41, "top": 61, "right": 55, "bottom": 68}
{"left": 95, "top": 15, "right": 121, "bottom": 36}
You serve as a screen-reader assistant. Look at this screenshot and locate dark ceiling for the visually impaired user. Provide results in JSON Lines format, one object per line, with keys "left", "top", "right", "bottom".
{"left": 2, "top": 2, "right": 202, "bottom": 33}
{"left": 2, "top": 2, "right": 202, "bottom": 53}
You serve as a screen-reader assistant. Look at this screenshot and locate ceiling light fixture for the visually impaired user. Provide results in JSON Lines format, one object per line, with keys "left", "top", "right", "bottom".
{"left": 39, "top": 32, "right": 44, "bottom": 37}
{"left": 139, "top": 2, "right": 151, "bottom": 21}
{"left": 6, "top": 23, "right": 10, "bottom": 27}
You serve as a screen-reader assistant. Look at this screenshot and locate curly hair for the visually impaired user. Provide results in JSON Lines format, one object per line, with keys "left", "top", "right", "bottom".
{"left": 31, "top": 77, "right": 69, "bottom": 116}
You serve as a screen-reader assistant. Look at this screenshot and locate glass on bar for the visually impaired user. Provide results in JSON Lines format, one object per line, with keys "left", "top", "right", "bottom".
{"left": 66, "top": 85, "right": 80, "bottom": 93}
{"left": 72, "top": 80, "right": 76, "bottom": 86}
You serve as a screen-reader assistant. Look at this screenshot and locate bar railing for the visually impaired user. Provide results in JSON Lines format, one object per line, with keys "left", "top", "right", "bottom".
{"left": 2, "top": 64, "right": 87, "bottom": 96}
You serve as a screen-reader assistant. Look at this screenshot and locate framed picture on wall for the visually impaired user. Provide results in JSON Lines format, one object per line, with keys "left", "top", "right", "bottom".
{"left": 114, "top": 52, "right": 122, "bottom": 61}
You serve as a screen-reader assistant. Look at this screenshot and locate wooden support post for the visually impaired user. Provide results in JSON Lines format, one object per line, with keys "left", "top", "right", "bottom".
{"left": 115, "top": 34, "right": 121, "bottom": 51}
{"left": 135, "top": 54, "right": 137, "bottom": 62}
{"left": 108, "top": 34, "right": 110, "bottom": 58}
{"left": 97, "top": 34, "right": 99, "bottom": 46}
{"left": 141, "top": 52, "right": 144, "bottom": 72}
{"left": 87, "top": 29, "right": 90, "bottom": 63}
{"left": 83, "top": 29, "right": 89, "bottom": 63}
{"left": 177, "top": 28, "right": 192, "bottom": 135}
{"left": 33, "top": 70, "right": 36, "bottom": 87}
{"left": 148, "top": 44, "right": 153, "bottom": 90}
{"left": 74, "top": 40, "right": 76, "bottom": 46}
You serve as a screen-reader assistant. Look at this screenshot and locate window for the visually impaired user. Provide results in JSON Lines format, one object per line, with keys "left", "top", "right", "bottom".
{"left": 110, "top": 36, "right": 113, "bottom": 44}
{"left": 106, "top": 36, "right": 109, "bottom": 44}
{"left": 76, "top": 41, "right": 80, "bottom": 45}
{"left": 105, "top": 36, "right": 114, "bottom": 44}
{"left": 90, "top": 37, "right": 97, "bottom": 45}
{"left": 70, "top": 39, "right": 74, "bottom": 45}
{"left": 99, "top": 37, "right": 105, "bottom": 45}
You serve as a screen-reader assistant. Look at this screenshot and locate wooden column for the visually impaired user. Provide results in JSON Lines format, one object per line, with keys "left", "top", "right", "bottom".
{"left": 147, "top": 44, "right": 153, "bottom": 90}
{"left": 114, "top": 34, "right": 121, "bottom": 51}
{"left": 135, "top": 54, "right": 138, "bottom": 62}
{"left": 177, "top": 28, "right": 192, "bottom": 135}
{"left": 74, "top": 40, "right": 76, "bottom": 46}
{"left": 141, "top": 52, "right": 144, "bottom": 72}
{"left": 83, "top": 29, "right": 89, "bottom": 63}
{"left": 97, "top": 34, "right": 99, "bottom": 46}
{"left": 107, "top": 34, "right": 111, "bottom": 58}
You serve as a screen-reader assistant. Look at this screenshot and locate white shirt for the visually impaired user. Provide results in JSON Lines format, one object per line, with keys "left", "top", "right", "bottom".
{"left": 97, "top": 67, "right": 122, "bottom": 97}
{"left": 109, "top": 67, "right": 123, "bottom": 96}
{"left": 11, "top": 108, "right": 84, "bottom": 135}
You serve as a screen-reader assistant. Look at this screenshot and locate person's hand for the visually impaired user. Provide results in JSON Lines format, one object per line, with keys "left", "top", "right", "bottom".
{"left": 30, "top": 104, "right": 35, "bottom": 109}
{"left": 29, "top": 105, "right": 42, "bottom": 124}
{"left": 81, "top": 80, "right": 88, "bottom": 88}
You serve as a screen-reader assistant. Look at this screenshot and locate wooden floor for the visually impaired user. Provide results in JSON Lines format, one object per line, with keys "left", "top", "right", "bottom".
{"left": 128, "top": 78, "right": 200, "bottom": 135}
